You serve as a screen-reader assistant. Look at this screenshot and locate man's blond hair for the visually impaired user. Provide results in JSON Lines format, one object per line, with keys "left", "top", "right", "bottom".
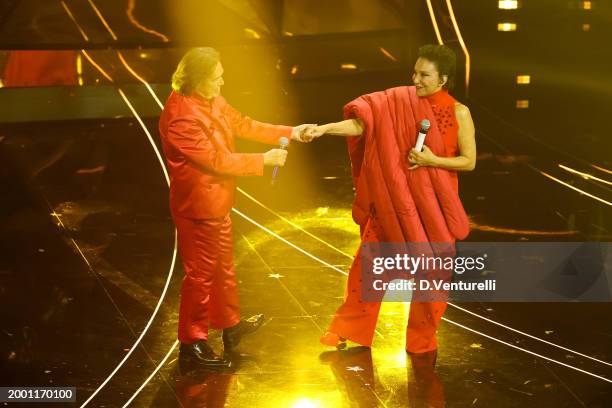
{"left": 171, "top": 47, "right": 220, "bottom": 95}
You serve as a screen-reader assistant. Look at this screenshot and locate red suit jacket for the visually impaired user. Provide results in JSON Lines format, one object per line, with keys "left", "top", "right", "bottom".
{"left": 159, "top": 91, "right": 292, "bottom": 219}
{"left": 344, "top": 86, "right": 470, "bottom": 243}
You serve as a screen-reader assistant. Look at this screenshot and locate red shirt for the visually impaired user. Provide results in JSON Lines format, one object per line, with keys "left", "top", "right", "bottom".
{"left": 159, "top": 91, "right": 292, "bottom": 219}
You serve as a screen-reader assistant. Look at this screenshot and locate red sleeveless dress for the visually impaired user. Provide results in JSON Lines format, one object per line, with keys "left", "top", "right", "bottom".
{"left": 325, "top": 87, "right": 462, "bottom": 353}
{"left": 426, "top": 89, "right": 459, "bottom": 192}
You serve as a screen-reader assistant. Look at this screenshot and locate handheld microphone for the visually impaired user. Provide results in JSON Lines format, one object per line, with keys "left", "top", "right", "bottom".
{"left": 271, "top": 136, "right": 289, "bottom": 185}
{"left": 415, "top": 119, "right": 430, "bottom": 152}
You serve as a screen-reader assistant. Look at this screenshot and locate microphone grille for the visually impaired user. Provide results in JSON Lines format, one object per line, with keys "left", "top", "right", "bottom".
{"left": 421, "top": 119, "right": 430, "bottom": 131}
{"left": 279, "top": 137, "right": 289, "bottom": 147}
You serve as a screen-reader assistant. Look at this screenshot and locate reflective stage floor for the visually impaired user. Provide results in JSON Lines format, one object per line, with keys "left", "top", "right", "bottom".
{"left": 1, "top": 116, "right": 611, "bottom": 407}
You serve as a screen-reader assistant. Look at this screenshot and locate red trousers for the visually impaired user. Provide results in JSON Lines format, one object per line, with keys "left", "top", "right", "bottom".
{"left": 328, "top": 217, "right": 447, "bottom": 353}
{"left": 174, "top": 214, "right": 240, "bottom": 343}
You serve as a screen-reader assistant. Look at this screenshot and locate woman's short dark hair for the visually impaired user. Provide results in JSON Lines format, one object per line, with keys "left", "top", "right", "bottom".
{"left": 418, "top": 44, "right": 456, "bottom": 90}
{"left": 172, "top": 47, "right": 220, "bottom": 95}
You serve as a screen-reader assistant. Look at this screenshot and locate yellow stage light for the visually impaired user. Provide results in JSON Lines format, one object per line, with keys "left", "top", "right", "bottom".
{"left": 498, "top": 23, "right": 517, "bottom": 31}
{"left": 581, "top": 1, "right": 592, "bottom": 10}
{"left": 498, "top": 1, "right": 518, "bottom": 9}
{"left": 516, "top": 100, "right": 529, "bottom": 109}
{"left": 582, "top": 23, "right": 591, "bottom": 31}
{"left": 340, "top": 63, "right": 357, "bottom": 70}
{"left": 243, "top": 28, "right": 261, "bottom": 39}
{"left": 516, "top": 75, "right": 530, "bottom": 84}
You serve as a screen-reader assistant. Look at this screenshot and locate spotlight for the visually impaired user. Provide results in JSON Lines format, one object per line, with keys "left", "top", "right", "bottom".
{"left": 498, "top": 23, "right": 517, "bottom": 31}
{"left": 516, "top": 75, "right": 530, "bottom": 84}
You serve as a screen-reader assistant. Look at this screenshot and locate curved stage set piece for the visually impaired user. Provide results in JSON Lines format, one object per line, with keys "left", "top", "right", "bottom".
{"left": 1, "top": 1, "right": 611, "bottom": 407}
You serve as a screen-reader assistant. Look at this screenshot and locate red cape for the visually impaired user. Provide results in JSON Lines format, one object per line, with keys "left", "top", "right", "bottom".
{"left": 344, "top": 86, "right": 469, "bottom": 243}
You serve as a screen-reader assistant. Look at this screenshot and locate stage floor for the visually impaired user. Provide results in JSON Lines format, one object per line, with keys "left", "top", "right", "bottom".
{"left": 1, "top": 117, "right": 610, "bottom": 407}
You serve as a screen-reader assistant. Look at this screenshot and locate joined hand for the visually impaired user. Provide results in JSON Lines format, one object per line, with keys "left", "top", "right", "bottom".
{"left": 292, "top": 124, "right": 318, "bottom": 142}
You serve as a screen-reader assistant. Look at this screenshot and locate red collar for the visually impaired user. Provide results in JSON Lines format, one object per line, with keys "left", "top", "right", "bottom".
{"left": 423, "top": 88, "right": 453, "bottom": 106}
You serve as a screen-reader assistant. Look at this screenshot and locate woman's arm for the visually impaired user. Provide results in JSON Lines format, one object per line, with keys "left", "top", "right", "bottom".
{"left": 308, "top": 118, "right": 365, "bottom": 137}
{"left": 408, "top": 103, "right": 476, "bottom": 171}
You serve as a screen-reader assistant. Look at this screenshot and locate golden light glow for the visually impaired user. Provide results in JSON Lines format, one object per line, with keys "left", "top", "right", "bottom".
{"left": 127, "top": 0, "right": 170, "bottom": 42}
{"left": 591, "top": 164, "right": 612, "bottom": 175}
{"left": 117, "top": 51, "right": 164, "bottom": 108}
{"left": 582, "top": 23, "right": 591, "bottom": 31}
{"left": 86, "top": 0, "right": 118, "bottom": 40}
{"left": 498, "top": 0, "right": 518, "bottom": 9}
{"left": 516, "top": 75, "right": 530, "bottom": 84}
{"left": 498, "top": 23, "right": 517, "bottom": 31}
{"left": 581, "top": 1, "right": 592, "bottom": 10}
{"left": 291, "top": 398, "right": 319, "bottom": 408}
{"left": 283, "top": 31, "right": 294, "bottom": 37}
{"left": 558, "top": 164, "right": 612, "bottom": 186}
{"left": 290, "top": 65, "right": 298, "bottom": 75}
{"left": 76, "top": 53, "right": 83, "bottom": 86}
{"left": 445, "top": 0, "right": 472, "bottom": 92}
{"left": 340, "top": 63, "right": 357, "bottom": 70}
{"left": 470, "top": 222, "right": 575, "bottom": 236}
{"left": 379, "top": 47, "right": 398, "bottom": 62}
{"left": 516, "top": 99, "right": 529, "bottom": 108}
{"left": 539, "top": 171, "right": 612, "bottom": 207}
{"left": 425, "top": 0, "right": 444, "bottom": 45}
{"left": 244, "top": 28, "right": 261, "bottom": 39}
{"left": 80, "top": 50, "right": 113, "bottom": 83}
{"left": 60, "top": 1, "right": 90, "bottom": 41}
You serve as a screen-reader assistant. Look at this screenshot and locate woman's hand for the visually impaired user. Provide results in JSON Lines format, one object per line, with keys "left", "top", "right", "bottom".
{"left": 407, "top": 145, "right": 438, "bottom": 170}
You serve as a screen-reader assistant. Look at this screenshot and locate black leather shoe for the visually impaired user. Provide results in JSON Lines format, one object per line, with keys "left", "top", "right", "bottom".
{"left": 179, "top": 341, "right": 231, "bottom": 369}
{"left": 223, "top": 314, "right": 265, "bottom": 351}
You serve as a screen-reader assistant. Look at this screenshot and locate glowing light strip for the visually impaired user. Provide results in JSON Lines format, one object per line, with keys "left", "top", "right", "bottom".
{"left": 121, "top": 340, "right": 179, "bottom": 407}
{"left": 80, "top": 50, "right": 114, "bottom": 83}
{"left": 66, "top": 25, "right": 178, "bottom": 408}
{"left": 539, "top": 171, "right": 612, "bottom": 207}
{"left": 445, "top": 0, "right": 471, "bottom": 91}
{"left": 80, "top": 233, "right": 177, "bottom": 408}
{"left": 441, "top": 317, "right": 612, "bottom": 383}
{"left": 86, "top": 0, "right": 118, "bottom": 40}
{"left": 76, "top": 54, "right": 83, "bottom": 86}
{"left": 470, "top": 223, "right": 576, "bottom": 236}
{"left": 127, "top": 0, "right": 170, "bottom": 42}
{"left": 447, "top": 303, "right": 612, "bottom": 367}
{"left": 379, "top": 47, "right": 398, "bottom": 62}
{"left": 117, "top": 89, "right": 170, "bottom": 183}
{"left": 237, "top": 188, "right": 353, "bottom": 260}
{"left": 591, "top": 164, "right": 612, "bottom": 176}
{"left": 425, "top": 0, "right": 444, "bottom": 45}
{"left": 232, "top": 208, "right": 348, "bottom": 276}
{"left": 60, "top": 1, "right": 90, "bottom": 41}
{"left": 116, "top": 51, "right": 164, "bottom": 109}
{"left": 559, "top": 164, "right": 612, "bottom": 186}
{"left": 475, "top": 126, "right": 612, "bottom": 208}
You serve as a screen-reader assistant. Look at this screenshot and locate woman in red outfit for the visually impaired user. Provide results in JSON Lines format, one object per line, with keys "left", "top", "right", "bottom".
{"left": 159, "top": 48, "right": 315, "bottom": 368}
{"left": 308, "top": 44, "right": 476, "bottom": 356}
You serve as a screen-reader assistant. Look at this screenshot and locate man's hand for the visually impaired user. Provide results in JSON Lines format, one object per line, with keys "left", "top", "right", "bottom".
{"left": 263, "top": 148, "right": 288, "bottom": 167}
{"left": 407, "top": 145, "right": 438, "bottom": 170}
{"left": 291, "top": 123, "right": 318, "bottom": 142}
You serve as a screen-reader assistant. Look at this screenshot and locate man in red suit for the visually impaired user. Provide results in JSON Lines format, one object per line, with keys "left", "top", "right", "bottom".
{"left": 159, "top": 47, "right": 315, "bottom": 368}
